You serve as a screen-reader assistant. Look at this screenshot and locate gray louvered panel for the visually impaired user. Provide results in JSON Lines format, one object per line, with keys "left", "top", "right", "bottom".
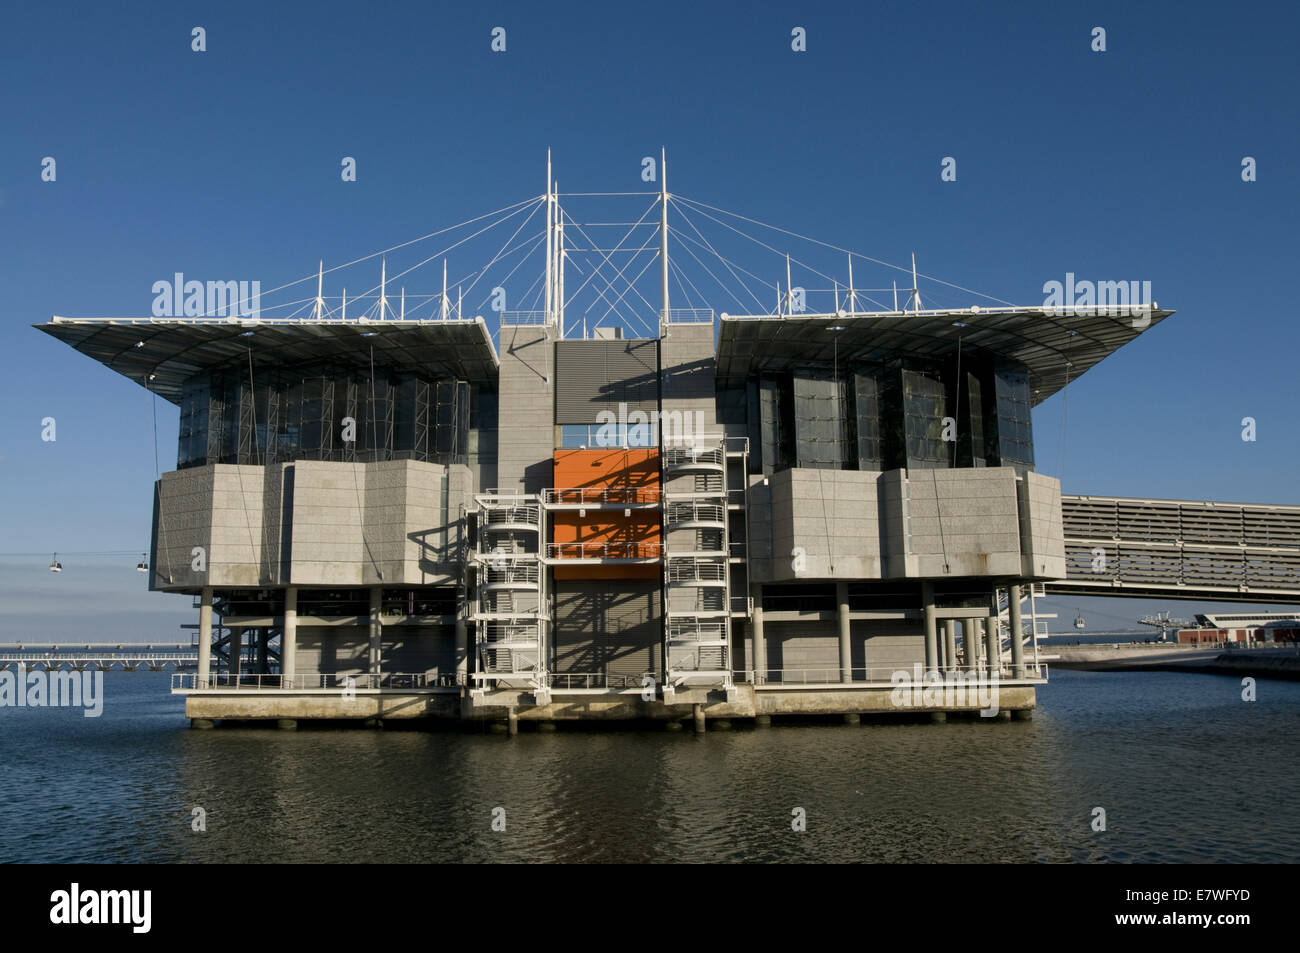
{"left": 554, "top": 340, "right": 660, "bottom": 424}
{"left": 553, "top": 579, "right": 662, "bottom": 684}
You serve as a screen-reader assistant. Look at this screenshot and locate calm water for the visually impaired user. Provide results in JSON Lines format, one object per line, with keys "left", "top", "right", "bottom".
{"left": 2, "top": 669, "right": 1297, "bottom": 863}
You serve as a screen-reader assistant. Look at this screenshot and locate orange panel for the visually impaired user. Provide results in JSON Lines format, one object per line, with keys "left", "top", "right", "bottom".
{"left": 551, "top": 449, "right": 661, "bottom": 580}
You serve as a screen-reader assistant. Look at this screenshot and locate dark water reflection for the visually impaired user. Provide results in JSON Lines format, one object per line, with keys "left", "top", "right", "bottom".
{"left": 2, "top": 670, "right": 1296, "bottom": 863}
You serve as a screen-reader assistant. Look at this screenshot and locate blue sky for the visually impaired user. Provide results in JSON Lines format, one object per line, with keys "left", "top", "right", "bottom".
{"left": 1, "top": 0, "right": 1297, "bottom": 639}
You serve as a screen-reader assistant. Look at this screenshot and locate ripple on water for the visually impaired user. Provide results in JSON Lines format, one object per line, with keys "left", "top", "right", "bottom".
{"left": 1, "top": 670, "right": 1298, "bottom": 862}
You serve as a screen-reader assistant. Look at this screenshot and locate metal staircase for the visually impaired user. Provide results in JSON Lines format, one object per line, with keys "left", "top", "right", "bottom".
{"left": 661, "top": 442, "right": 734, "bottom": 695}
{"left": 470, "top": 493, "right": 550, "bottom": 700}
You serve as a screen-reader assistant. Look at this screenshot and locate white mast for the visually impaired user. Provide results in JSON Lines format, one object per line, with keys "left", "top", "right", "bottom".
{"left": 400, "top": 287, "right": 405, "bottom": 321}
{"left": 342, "top": 287, "right": 347, "bottom": 321}
{"left": 847, "top": 254, "right": 855, "bottom": 314}
{"left": 544, "top": 149, "right": 554, "bottom": 328}
{"left": 458, "top": 286, "right": 462, "bottom": 322}
{"left": 379, "top": 257, "right": 388, "bottom": 320}
{"left": 911, "top": 252, "right": 921, "bottom": 313}
{"left": 659, "top": 147, "right": 670, "bottom": 333}
{"left": 556, "top": 197, "right": 565, "bottom": 337}
{"left": 893, "top": 281, "right": 898, "bottom": 312}
{"left": 440, "top": 259, "right": 449, "bottom": 320}
{"left": 785, "top": 254, "right": 793, "bottom": 316}
{"left": 313, "top": 260, "right": 325, "bottom": 320}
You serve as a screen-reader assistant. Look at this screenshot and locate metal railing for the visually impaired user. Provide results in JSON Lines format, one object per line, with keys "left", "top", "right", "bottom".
{"left": 0, "top": 652, "right": 192, "bottom": 663}
{"left": 666, "top": 557, "right": 727, "bottom": 582}
{"left": 666, "top": 501, "right": 725, "bottom": 525}
{"left": 744, "top": 663, "right": 1049, "bottom": 685}
{"left": 548, "top": 672, "right": 650, "bottom": 691}
{"left": 481, "top": 505, "right": 541, "bottom": 527}
{"left": 667, "top": 645, "right": 729, "bottom": 672}
{"left": 499, "top": 310, "right": 547, "bottom": 326}
{"left": 723, "top": 435, "right": 750, "bottom": 455}
{"left": 545, "top": 541, "right": 662, "bottom": 560}
{"left": 543, "top": 487, "right": 661, "bottom": 506}
{"left": 479, "top": 563, "right": 541, "bottom": 586}
{"left": 171, "top": 672, "right": 464, "bottom": 691}
{"left": 666, "top": 619, "right": 728, "bottom": 641}
{"left": 481, "top": 622, "right": 541, "bottom": 644}
{"left": 663, "top": 446, "right": 724, "bottom": 469}
{"left": 664, "top": 308, "right": 714, "bottom": 324}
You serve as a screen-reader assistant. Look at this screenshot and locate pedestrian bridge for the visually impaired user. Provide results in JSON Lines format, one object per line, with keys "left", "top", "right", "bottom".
{"left": 0, "top": 643, "right": 197, "bottom": 672}
{"left": 1052, "top": 494, "right": 1300, "bottom": 603}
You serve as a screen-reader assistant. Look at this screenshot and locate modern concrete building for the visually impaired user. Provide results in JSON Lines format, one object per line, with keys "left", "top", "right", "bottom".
{"left": 36, "top": 182, "right": 1174, "bottom": 729}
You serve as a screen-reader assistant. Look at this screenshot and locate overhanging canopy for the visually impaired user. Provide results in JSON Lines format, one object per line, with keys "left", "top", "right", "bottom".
{"left": 714, "top": 307, "right": 1173, "bottom": 405}
{"left": 35, "top": 316, "right": 501, "bottom": 405}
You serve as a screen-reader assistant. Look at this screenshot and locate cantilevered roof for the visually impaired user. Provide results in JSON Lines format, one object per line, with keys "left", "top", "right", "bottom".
{"left": 714, "top": 307, "right": 1174, "bottom": 406}
{"left": 35, "top": 316, "right": 501, "bottom": 405}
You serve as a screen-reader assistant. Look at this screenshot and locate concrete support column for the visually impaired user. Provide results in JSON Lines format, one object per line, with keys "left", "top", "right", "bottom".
{"left": 751, "top": 589, "right": 766, "bottom": 684}
{"left": 986, "top": 605, "right": 1001, "bottom": 678}
{"left": 922, "top": 582, "right": 938, "bottom": 675}
{"left": 1008, "top": 584, "right": 1025, "bottom": 678}
{"left": 837, "top": 581, "right": 852, "bottom": 683}
{"left": 693, "top": 704, "right": 706, "bottom": 733}
{"left": 454, "top": 615, "right": 468, "bottom": 688}
{"left": 282, "top": 586, "right": 297, "bottom": 687}
{"left": 229, "top": 628, "right": 241, "bottom": 676}
{"left": 369, "top": 586, "right": 383, "bottom": 686}
{"left": 197, "top": 586, "right": 213, "bottom": 684}
{"left": 943, "top": 619, "right": 958, "bottom": 676}
{"left": 966, "top": 620, "right": 982, "bottom": 672}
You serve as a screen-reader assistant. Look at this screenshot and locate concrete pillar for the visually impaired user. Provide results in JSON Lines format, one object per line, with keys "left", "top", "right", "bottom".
{"left": 1008, "top": 584, "right": 1025, "bottom": 677}
{"left": 197, "top": 586, "right": 213, "bottom": 684}
{"left": 693, "top": 704, "right": 706, "bottom": 733}
{"left": 986, "top": 591, "right": 1001, "bottom": 677}
{"left": 282, "top": 586, "right": 297, "bottom": 687}
{"left": 229, "top": 629, "right": 241, "bottom": 677}
{"left": 966, "top": 620, "right": 982, "bottom": 672}
{"left": 837, "top": 581, "right": 852, "bottom": 683}
{"left": 507, "top": 708, "right": 518, "bottom": 736}
{"left": 454, "top": 614, "right": 468, "bottom": 688}
{"left": 986, "top": 610, "right": 1001, "bottom": 678}
{"left": 943, "top": 619, "right": 957, "bottom": 676}
{"left": 754, "top": 713, "right": 771, "bottom": 727}
{"left": 369, "top": 586, "right": 383, "bottom": 687}
{"left": 922, "top": 582, "right": 938, "bottom": 675}
{"left": 843, "top": 712, "right": 860, "bottom": 725}
{"left": 751, "top": 591, "right": 766, "bottom": 684}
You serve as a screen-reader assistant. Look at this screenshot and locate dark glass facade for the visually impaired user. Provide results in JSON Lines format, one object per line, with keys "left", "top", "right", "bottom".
{"left": 990, "top": 363, "right": 1034, "bottom": 474}
{"left": 745, "top": 355, "right": 1035, "bottom": 476}
{"left": 177, "top": 366, "right": 470, "bottom": 470}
